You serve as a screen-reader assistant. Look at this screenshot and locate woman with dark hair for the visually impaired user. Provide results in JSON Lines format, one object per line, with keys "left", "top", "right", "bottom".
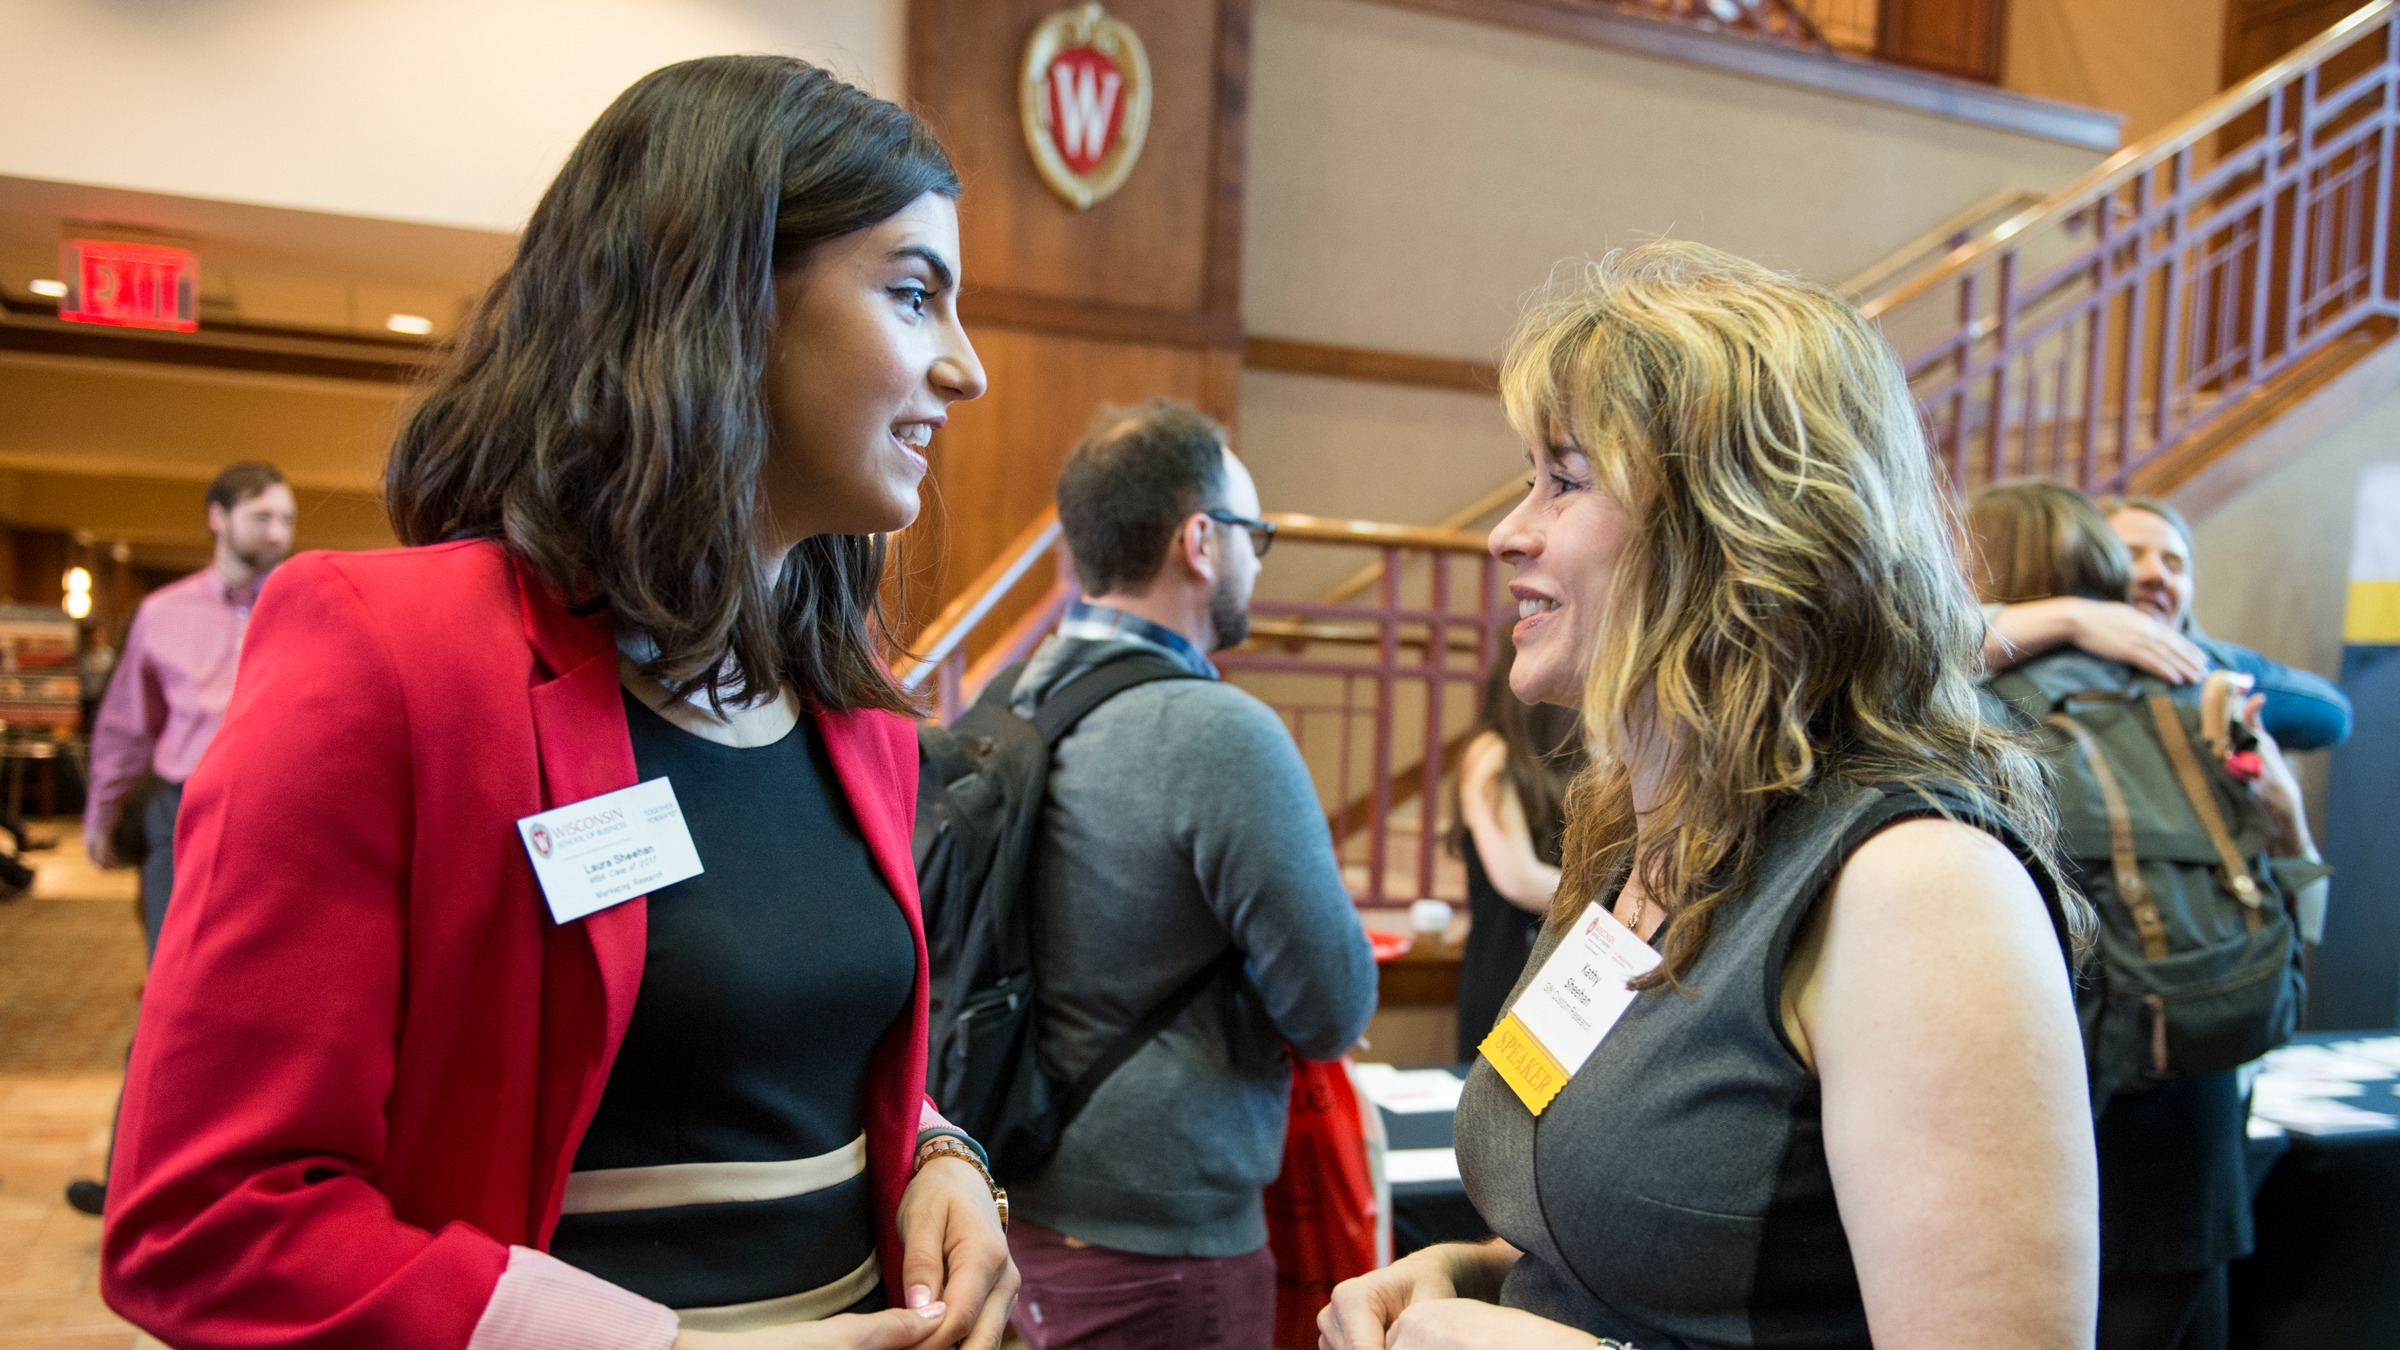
{"left": 99, "top": 57, "right": 1010, "bottom": 1350}
{"left": 1451, "top": 637, "right": 1583, "bottom": 1059}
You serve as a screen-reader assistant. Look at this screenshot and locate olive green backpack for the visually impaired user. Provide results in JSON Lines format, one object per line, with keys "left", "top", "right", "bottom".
{"left": 1990, "top": 651, "right": 2321, "bottom": 1103}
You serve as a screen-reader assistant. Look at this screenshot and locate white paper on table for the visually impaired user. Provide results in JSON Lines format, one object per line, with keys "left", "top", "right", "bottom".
{"left": 2329, "top": 1037, "right": 2400, "bottom": 1071}
{"left": 2258, "top": 1045, "right": 2400, "bottom": 1081}
{"left": 1384, "top": 1148, "right": 1462, "bottom": 1184}
{"left": 2250, "top": 1100, "right": 2400, "bottom": 1136}
{"left": 1351, "top": 1064, "right": 1467, "bottom": 1115}
{"left": 2253, "top": 1074, "right": 2366, "bottom": 1102}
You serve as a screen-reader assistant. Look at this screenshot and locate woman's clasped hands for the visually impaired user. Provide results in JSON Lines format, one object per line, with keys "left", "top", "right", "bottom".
{"left": 675, "top": 1156, "right": 1016, "bottom": 1350}
{"left": 1318, "top": 1241, "right": 1602, "bottom": 1350}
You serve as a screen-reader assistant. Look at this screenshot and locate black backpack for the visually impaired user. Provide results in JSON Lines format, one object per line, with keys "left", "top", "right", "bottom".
{"left": 912, "top": 651, "right": 1236, "bottom": 1181}
{"left": 1989, "top": 652, "right": 2310, "bottom": 1102}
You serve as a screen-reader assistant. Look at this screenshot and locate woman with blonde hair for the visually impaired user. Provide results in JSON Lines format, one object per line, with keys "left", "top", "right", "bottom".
{"left": 1321, "top": 243, "right": 2096, "bottom": 1350}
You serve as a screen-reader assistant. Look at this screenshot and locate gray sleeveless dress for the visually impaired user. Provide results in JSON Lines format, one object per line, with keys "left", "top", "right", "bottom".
{"left": 1454, "top": 780, "right": 2069, "bottom": 1350}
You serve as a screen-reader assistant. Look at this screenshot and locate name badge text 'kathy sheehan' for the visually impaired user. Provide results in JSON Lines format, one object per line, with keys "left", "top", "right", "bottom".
{"left": 1481, "top": 901, "right": 1662, "bottom": 1115}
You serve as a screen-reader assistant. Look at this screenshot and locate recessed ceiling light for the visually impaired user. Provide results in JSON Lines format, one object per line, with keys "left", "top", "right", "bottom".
{"left": 385, "top": 313, "right": 434, "bottom": 336}
{"left": 29, "top": 279, "right": 66, "bottom": 298}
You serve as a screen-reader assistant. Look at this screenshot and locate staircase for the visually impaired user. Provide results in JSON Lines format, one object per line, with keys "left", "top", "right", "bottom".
{"left": 902, "top": 509, "right": 1500, "bottom": 909}
{"left": 1856, "top": 0, "right": 2400, "bottom": 498}
{"left": 903, "top": 4, "right": 2400, "bottom": 909}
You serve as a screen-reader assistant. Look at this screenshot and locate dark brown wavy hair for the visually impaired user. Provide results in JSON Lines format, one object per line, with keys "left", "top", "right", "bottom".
{"left": 386, "top": 55, "right": 957, "bottom": 712}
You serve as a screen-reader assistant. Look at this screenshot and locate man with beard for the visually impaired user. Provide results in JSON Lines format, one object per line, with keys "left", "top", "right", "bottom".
{"left": 84, "top": 462, "right": 297, "bottom": 949}
{"left": 1001, "top": 401, "right": 1375, "bottom": 1350}
{"left": 69, "top": 461, "right": 294, "bottom": 1214}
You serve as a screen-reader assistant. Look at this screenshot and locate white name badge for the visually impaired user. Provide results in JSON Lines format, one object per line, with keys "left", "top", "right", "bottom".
{"left": 516, "top": 778, "right": 704, "bottom": 924}
{"left": 1479, "top": 901, "right": 1662, "bottom": 1114}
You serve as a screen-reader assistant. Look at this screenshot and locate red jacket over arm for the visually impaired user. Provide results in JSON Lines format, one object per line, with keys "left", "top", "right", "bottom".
{"left": 101, "top": 541, "right": 937, "bottom": 1349}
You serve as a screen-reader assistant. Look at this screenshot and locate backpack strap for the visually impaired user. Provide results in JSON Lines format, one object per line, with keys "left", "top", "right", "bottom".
{"left": 2198, "top": 670, "right": 2241, "bottom": 760}
{"left": 2143, "top": 689, "right": 2265, "bottom": 927}
{"left": 2044, "top": 711, "right": 2172, "bottom": 960}
{"left": 1026, "top": 649, "right": 1218, "bottom": 1132}
{"left": 1031, "top": 652, "right": 1202, "bottom": 747}
{"left": 1053, "top": 947, "right": 1245, "bottom": 1134}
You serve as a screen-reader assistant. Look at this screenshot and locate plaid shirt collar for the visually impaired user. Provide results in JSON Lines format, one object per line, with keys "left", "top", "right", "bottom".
{"left": 1056, "top": 600, "right": 1219, "bottom": 679}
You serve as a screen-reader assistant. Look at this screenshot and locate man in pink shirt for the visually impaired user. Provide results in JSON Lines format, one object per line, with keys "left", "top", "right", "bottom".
{"left": 67, "top": 462, "right": 294, "bottom": 1217}
{"left": 84, "top": 461, "right": 295, "bottom": 954}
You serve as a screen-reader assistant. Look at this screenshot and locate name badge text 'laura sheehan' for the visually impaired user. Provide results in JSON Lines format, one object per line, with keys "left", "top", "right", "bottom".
{"left": 516, "top": 778, "right": 703, "bottom": 924}
{"left": 1480, "top": 901, "right": 1662, "bottom": 1114}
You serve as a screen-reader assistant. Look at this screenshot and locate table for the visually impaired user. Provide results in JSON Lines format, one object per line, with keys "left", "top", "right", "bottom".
{"left": 2228, "top": 1031, "right": 2400, "bottom": 1349}
{"left": 1358, "top": 1063, "right": 1487, "bottom": 1255}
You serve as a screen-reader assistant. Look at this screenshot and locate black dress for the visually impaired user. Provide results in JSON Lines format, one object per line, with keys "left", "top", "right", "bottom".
{"left": 1456, "top": 843, "right": 1542, "bottom": 1060}
{"left": 548, "top": 692, "right": 916, "bottom": 1318}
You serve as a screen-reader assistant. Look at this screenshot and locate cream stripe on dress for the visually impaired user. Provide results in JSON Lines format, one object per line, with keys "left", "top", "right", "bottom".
{"left": 674, "top": 1252, "right": 883, "bottom": 1331}
{"left": 560, "top": 1134, "right": 867, "bottom": 1215}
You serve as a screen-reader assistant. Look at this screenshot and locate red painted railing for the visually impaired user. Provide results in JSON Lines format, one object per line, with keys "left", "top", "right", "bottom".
{"left": 900, "top": 509, "right": 1511, "bottom": 908}
{"left": 1861, "top": 1, "right": 2400, "bottom": 496}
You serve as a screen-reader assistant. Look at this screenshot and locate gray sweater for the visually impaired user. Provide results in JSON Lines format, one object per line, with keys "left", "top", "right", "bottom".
{"left": 1006, "top": 630, "right": 1378, "bottom": 1257}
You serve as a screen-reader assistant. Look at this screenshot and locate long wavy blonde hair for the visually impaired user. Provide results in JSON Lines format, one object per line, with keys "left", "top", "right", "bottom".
{"left": 1502, "top": 241, "right": 2075, "bottom": 986}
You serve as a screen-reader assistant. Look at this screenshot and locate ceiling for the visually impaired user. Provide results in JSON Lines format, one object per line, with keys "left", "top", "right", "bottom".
{"left": 0, "top": 174, "right": 517, "bottom": 569}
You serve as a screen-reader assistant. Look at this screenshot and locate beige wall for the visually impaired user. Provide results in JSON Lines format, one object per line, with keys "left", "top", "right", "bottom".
{"left": 1245, "top": 0, "right": 2110, "bottom": 366}
{"left": 0, "top": 0, "right": 903, "bottom": 233}
{"left": 2189, "top": 389, "right": 2397, "bottom": 690}
{"left": 1242, "top": 0, "right": 2112, "bottom": 533}
{"left": 2004, "top": 0, "right": 2228, "bottom": 143}
{"left": 2174, "top": 345, "right": 2400, "bottom": 829}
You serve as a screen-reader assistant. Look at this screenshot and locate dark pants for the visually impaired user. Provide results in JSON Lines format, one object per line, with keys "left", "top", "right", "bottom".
{"left": 1008, "top": 1222, "right": 1275, "bottom": 1350}
{"left": 138, "top": 781, "right": 181, "bottom": 958}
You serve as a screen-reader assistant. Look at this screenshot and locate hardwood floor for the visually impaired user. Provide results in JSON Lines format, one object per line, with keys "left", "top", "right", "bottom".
{"left": 0, "top": 1075, "right": 137, "bottom": 1349}
{"left": 0, "top": 823, "right": 144, "bottom": 1349}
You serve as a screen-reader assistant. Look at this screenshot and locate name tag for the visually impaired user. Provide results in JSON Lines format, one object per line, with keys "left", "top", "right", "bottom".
{"left": 516, "top": 778, "right": 704, "bottom": 924}
{"left": 1480, "top": 901, "right": 1661, "bottom": 1115}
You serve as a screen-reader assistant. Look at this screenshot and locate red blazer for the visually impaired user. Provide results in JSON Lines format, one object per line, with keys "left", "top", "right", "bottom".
{"left": 101, "top": 541, "right": 935, "bottom": 1348}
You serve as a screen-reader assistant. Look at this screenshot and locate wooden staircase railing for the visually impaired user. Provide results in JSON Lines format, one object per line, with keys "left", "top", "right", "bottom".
{"left": 898, "top": 507, "right": 1507, "bottom": 907}
{"left": 1859, "top": 1, "right": 2400, "bottom": 498}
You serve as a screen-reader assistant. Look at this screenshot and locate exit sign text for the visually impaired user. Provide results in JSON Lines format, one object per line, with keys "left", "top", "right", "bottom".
{"left": 58, "top": 240, "right": 198, "bottom": 332}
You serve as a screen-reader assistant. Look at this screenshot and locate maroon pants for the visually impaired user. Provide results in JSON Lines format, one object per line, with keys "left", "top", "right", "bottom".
{"left": 1008, "top": 1221, "right": 1277, "bottom": 1350}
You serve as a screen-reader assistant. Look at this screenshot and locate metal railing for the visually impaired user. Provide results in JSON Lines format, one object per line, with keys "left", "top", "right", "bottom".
{"left": 1860, "top": 2, "right": 2400, "bottom": 496}
{"left": 900, "top": 508, "right": 1511, "bottom": 908}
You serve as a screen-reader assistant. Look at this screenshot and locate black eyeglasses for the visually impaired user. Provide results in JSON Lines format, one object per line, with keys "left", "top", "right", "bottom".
{"left": 1204, "top": 508, "right": 1277, "bottom": 558}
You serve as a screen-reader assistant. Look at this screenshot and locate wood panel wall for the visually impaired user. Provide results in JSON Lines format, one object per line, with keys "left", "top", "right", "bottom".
{"left": 1875, "top": 0, "right": 2009, "bottom": 84}
{"left": 2222, "top": 0, "right": 2361, "bottom": 85}
{"left": 902, "top": 0, "right": 1252, "bottom": 645}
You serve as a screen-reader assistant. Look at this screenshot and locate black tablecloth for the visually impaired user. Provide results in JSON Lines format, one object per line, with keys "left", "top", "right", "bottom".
{"left": 2230, "top": 1032, "right": 2400, "bottom": 1350}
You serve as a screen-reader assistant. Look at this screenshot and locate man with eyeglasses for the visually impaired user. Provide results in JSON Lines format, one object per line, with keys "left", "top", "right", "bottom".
{"left": 998, "top": 400, "right": 1375, "bottom": 1350}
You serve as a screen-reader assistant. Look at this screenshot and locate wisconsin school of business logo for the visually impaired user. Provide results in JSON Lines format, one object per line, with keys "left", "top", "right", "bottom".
{"left": 529, "top": 824, "right": 553, "bottom": 858}
{"left": 1020, "top": 2, "right": 1152, "bottom": 210}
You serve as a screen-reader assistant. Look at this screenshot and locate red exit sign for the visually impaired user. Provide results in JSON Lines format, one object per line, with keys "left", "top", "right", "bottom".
{"left": 57, "top": 239, "right": 198, "bottom": 332}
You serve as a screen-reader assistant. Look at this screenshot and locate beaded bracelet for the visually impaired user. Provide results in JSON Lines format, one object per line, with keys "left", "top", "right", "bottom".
{"left": 914, "top": 1133, "right": 1009, "bottom": 1228}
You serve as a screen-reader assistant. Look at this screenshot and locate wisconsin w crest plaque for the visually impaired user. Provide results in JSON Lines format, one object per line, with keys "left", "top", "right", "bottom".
{"left": 1020, "top": 3, "right": 1152, "bottom": 210}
